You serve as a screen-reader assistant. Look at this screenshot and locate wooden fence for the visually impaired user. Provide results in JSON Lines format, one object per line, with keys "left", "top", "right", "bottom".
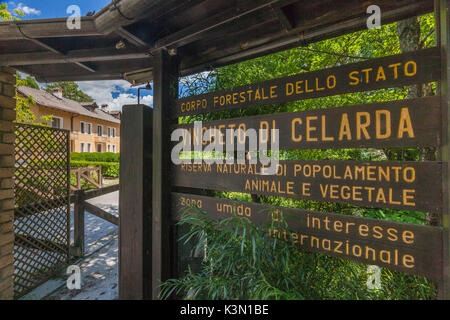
{"left": 70, "top": 167, "right": 102, "bottom": 191}
{"left": 71, "top": 184, "right": 120, "bottom": 257}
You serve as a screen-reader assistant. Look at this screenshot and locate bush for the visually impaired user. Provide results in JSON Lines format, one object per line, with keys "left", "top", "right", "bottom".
{"left": 159, "top": 208, "right": 436, "bottom": 300}
{"left": 71, "top": 152, "right": 120, "bottom": 163}
{"left": 71, "top": 160, "right": 119, "bottom": 178}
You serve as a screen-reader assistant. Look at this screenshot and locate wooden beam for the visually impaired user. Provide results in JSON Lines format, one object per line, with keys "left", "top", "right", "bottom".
{"left": 153, "top": 0, "right": 279, "bottom": 51}
{"left": 152, "top": 49, "right": 179, "bottom": 299}
{"left": 180, "top": 0, "right": 434, "bottom": 77}
{"left": 83, "top": 201, "right": 119, "bottom": 226}
{"left": 0, "top": 18, "right": 101, "bottom": 40}
{"left": 28, "top": 38, "right": 97, "bottom": 73}
{"left": 83, "top": 184, "right": 120, "bottom": 200}
{"left": 437, "top": 0, "right": 450, "bottom": 300}
{"left": 116, "top": 27, "right": 152, "bottom": 48}
{"left": 271, "top": 6, "right": 294, "bottom": 31}
{"left": 95, "top": 0, "right": 169, "bottom": 34}
{"left": 0, "top": 47, "right": 150, "bottom": 66}
{"left": 119, "top": 104, "right": 153, "bottom": 300}
{"left": 36, "top": 73, "right": 123, "bottom": 83}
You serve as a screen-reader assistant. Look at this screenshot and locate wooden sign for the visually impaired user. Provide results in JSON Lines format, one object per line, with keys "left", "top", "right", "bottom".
{"left": 174, "top": 97, "right": 441, "bottom": 150}
{"left": 173, "top": 47, "right": 441, "bottom": 117}
{"left": 171, "top": 193, "right": 444, "bottom": 280}
{"left": 172, "top": 160, "right": 442, "bottom": 213}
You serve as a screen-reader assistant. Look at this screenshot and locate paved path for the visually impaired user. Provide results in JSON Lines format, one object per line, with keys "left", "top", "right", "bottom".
{"left": 23, "top": 191, "right": 120, "bottom": 300}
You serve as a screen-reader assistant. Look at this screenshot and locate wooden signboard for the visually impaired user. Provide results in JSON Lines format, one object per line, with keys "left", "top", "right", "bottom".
{"left": 172, "top": 160, "right": 443, "bottom": 213}
{"left": 171, "top": 193, "right": 444, "bottom": 280}
{"left": 173, "top": 47, "right": 441, "bottom": 117}
{"left": 174, "top": 96, "right": 441, "bottom": 150}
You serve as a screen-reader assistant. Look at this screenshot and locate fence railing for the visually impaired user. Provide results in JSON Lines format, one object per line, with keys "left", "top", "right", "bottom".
{"left": 70, "top": 167, "right": 102, "bottom": 191}
{"left": 71, "top": 184, "right": 120, "bottom": 257}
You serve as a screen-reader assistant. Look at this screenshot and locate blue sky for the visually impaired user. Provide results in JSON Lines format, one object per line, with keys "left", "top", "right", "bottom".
{"left": 8, "top": 1, "right": 110, "bottom": 20}
{"left": 8, "top": 1, "right": 153, "bottom": 110}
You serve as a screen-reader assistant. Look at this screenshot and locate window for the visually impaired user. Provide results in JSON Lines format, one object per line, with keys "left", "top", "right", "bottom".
{"left": 97, "top": 125, "right": 103, "bottom": 137}
{"left": 80, "top": 143, "right": 85, "bottom": 152}
{"left": 87, "top": 143, "right": 91, "bottom": 153}
{"left": 112, "top": 145, "right": 116, "bottom": 153}
{"left": 107, "top": 144, "right": 111, "bottom": 152}
{"left": 112, "top": 128, "right": 116, "bottom": 138}
{"left": 107, "top": 127, "right": 111, "bottom": 137}
{"left": 51, "top": 116, "right": 63, "bottom": 129}
{"left": 80, "top": 121, "right": 92, "bottom": 134}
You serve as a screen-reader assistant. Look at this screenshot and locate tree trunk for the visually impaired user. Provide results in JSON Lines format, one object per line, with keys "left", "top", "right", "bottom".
{"left": 396, "top": 17, "right": 439, "bottom": 225}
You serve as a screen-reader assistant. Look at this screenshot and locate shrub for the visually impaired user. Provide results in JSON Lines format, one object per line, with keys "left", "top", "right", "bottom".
{"left": 70, "top": 160, "right": 119, "bottom": 178}
{"left": 70, "top": 152, "right": 120, "bottom": 163}
{"left": 159, "top": 208, "right": 436, "bottom": 300}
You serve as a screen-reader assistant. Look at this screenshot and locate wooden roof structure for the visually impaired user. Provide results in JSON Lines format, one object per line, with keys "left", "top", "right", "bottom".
{"left": 0, "top": 0, "right": 434, "bottom": 85}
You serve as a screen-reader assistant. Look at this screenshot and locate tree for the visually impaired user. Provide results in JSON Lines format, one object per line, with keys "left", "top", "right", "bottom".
{"left": 45, "top": 82, "right": 93, "bottom": 102}
{"left": 0, "top": 2, "right": 23, "bottom": 21}
{"left": 15, "top": 73, "right": 40, "bottom": 89}
{"left": 0, "top": 3, "right": 43, "bottom": 125}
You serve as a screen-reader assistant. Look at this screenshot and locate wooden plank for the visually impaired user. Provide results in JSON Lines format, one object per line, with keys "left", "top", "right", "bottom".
{"left": 73, "top": 190, "right": 85, "bottom": 257}
{"left": 153, "top": 0, "right": 278, "bottom": 51}
{"left": 172, "top": 160, "right": 443, "bottom": 213}
{"left": 171, "top": 192, "right": 444, "bottom": 280}
{"left": 0, "top": 18, "right": 101, "bottom": 40}
{"left": 83, "top": 184, "right": 120, "bottom": 200}
{"left": 173, "top": 47, "right": 441, "bottom": 117}
{"left": 119, "top": 104, "right": 153, "bottom": 300}
{"left": 180, "top": 1, "right": 434, "bottom": 78}
{"left": 0, "top": 47, "right": 150, "bottom": 66}
{"left": 83, "top": 201, "right": 119, "bottom": 226}
{"left": 15, "top": 234, "right": 67, "bottom": 256}
{"left": 80, "top": 172, "right": 101, "bottom": 188}
{"left": 174, "top": 96, "right": 441, "bottom": 150}
{"left": 115, "top": 27, "right": 151, "bottom": 48}
{"left": 152, "top": 49, "right": 179, "bottom": 300}
{"left": 437, "top": 0, "right": 450, "bottom": 300}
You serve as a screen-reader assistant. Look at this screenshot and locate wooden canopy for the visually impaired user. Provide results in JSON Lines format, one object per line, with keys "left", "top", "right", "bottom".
{"left": 0, "top": 0, "right": 434, "bottom": 85}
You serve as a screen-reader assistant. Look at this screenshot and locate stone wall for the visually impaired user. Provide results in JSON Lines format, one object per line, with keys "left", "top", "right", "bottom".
{"left": 0, "top": 66, "right": 16, "bottom": 300}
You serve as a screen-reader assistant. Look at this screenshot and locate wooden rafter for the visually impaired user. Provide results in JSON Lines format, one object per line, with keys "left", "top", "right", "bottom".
{"left": 0, "top": 47, "right": 150, "bottom": 66}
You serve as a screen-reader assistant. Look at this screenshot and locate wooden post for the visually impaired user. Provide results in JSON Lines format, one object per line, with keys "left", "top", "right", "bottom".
{"left": 73, "top": 189, "right": 85, "bottom": 257}
{"left": 152, "top": 49, "right": 179, "bottom": 299}
{"left": 98, "top": 167, "right": 102, "bottom": 188}
{"left": 119, "top": 104, "right": 153, "bottom": 300}
{"left": 438, "top": 0, "right": 450, "bottom": 300}
{"left": 76, "top": 168, "right": 81, "bottom": 190}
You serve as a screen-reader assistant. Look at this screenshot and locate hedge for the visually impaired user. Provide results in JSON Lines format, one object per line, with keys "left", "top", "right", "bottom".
{"left": 71, "top": 152, "right": 120, "bottom": 163}
{"left": 71, "top": 160, "right": 119, "bottom": 178}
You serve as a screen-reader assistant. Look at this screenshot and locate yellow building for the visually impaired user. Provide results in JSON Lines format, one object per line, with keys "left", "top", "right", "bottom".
{"left": 18, "top": 86, "right": 121, "bottom": 153}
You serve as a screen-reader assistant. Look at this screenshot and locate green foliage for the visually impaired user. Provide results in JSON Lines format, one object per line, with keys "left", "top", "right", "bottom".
{"left": 16, "top": 73, "right": 40, "bottom": 89}
{"left": 70, "top": 160, "right": 119, "bottom": 178}
{"left": 2, "top": 3, "right": 48, "bottom": 126}
{"left": 45, "top": 82, "right": 93, "bottom": 102}
{"left": 15, "top": 89, "right": 53, "bottom": 125}
{"left": 71, "top": 152, "right": 120, "bottom": 163}
{"left": 0, "top": 2, "right": 23, "bottom": 21}
{"left": 160, "top": 209, "right": 435, "bottom": 300}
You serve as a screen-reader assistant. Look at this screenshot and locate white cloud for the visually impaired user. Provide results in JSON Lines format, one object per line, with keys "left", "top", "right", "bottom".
{"left": 108, "top": 93, "right": 153, "bottom": 110}
{"left": 76, "top": 80, "right": 152, "bottom": 111}
{"left": 13, "top": 2, "right": 41, "bottom": 16}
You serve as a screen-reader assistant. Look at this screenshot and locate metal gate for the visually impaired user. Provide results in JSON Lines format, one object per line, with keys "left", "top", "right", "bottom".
{"left": 13, "top": 124, "right": 70, "bottom": 298}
